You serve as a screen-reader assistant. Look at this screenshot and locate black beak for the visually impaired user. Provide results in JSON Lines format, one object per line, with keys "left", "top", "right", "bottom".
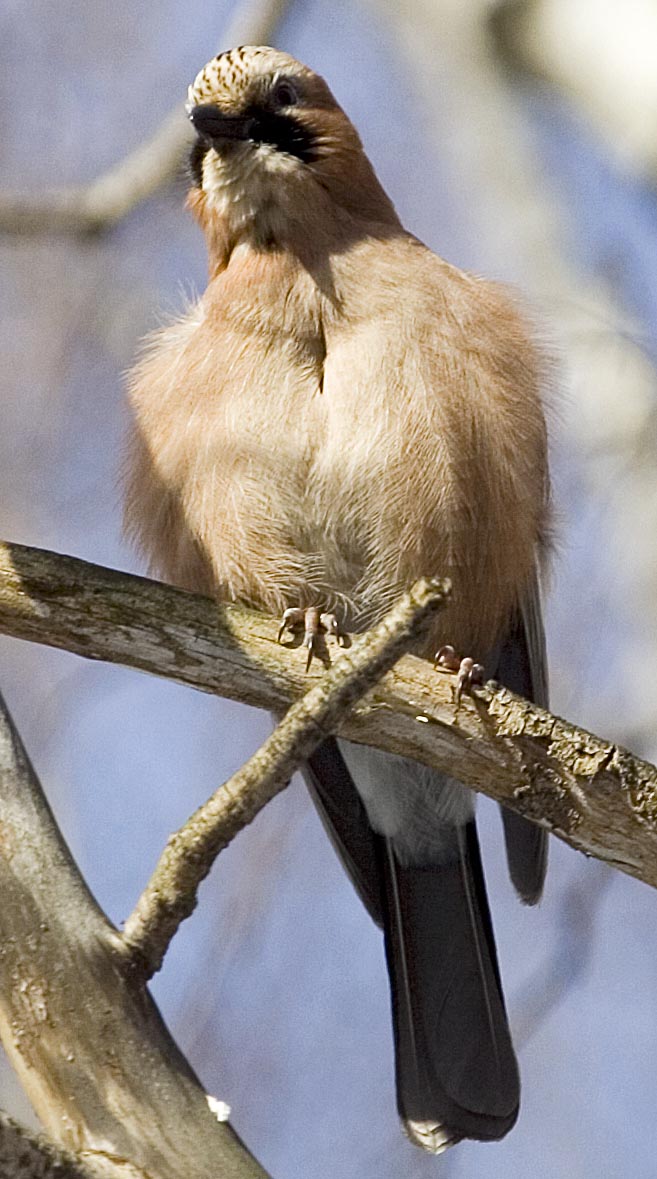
{"left": 188, "top": 104, "right": 255, "bottom": 144}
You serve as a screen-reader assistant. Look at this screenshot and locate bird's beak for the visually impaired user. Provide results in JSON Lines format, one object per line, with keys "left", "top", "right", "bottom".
{"left": 187, "top": 103, "right": 255, "bottom": 144}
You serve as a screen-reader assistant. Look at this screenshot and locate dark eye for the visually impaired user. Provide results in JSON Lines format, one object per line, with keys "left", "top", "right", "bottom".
{"left": 273, "top": 80, "right": 298, "bottom": 108}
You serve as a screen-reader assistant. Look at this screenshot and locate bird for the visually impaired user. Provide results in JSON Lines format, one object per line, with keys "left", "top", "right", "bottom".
{"left": 123, "top": 45, "right": 551, "bottom": 1153}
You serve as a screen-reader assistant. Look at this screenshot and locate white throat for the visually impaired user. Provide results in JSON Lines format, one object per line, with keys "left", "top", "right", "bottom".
{"left": 202, "top": 144, "right": 302, "bottom": 238}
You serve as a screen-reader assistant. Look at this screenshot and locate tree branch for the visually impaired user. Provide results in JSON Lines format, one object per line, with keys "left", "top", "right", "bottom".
{"left": 1, "top": 540, "right": 657, "bottom": 892}
{"left": 490, "top": 0, "right": 657, "bottom": 182}
{"left": 0, "top": 0, "right": 291, "bottom": 235}
{"left": 0, "top": 1109, "right": 108, "bottom": 1179}
{"left": 0, "top": 680, "right": 270, "bottom": 1179}
{"left": 122, "top": 578, "right": 450, "bottom": 976}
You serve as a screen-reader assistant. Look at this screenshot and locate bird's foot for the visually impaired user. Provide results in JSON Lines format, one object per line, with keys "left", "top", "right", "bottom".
{"left": 434, "top": 644, "right": 485, "bottom": 704}
{"left": 277, "top": 605, "right": 344, "bottom": 671}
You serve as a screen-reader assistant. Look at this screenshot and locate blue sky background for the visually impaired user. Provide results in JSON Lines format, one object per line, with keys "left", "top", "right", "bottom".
{"left": 2, "top": 2, "right": 657, "bottom": 1176}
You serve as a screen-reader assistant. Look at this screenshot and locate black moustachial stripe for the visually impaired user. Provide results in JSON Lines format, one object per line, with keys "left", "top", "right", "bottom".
{"left": 189, "top": 106, "right": 318, "bottom": 178}
{"left": 248, "top": 109, "right": 318, "bottom": 163}
{"left": 188, "top": 138, "right": 209, "bottom": 187}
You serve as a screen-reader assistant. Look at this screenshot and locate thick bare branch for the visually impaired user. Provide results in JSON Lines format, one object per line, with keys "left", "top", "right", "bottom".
{"left": 1, "top": 540, "right": 656, "bottom": 892}
{"left": 0, "top": 682, "right": 269, "bottom": 1179}
{"left": 122, "top": 578, "right": 450, "bottom": 976}
{"left": 0, "top": 0, "right": 291, "bottom": 235}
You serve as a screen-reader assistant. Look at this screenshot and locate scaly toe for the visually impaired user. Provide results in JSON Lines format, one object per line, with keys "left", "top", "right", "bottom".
{"left": 435, "top": 646, "right": 485, "bottom": 702}
{"left": 277, "top": 607, "right": 305, "bottom": 643}
{"left": 434, "top": 644, "right": 460, "bottom": 672}
{"left": 455, "top": 656, "right": 485, "bottom": 703}
{"left": 277, "top": 606, "right": 344, "bottom": 671}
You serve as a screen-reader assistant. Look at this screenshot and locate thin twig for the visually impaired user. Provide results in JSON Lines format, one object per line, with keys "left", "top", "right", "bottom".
{"left": 122, "top": 577, "right": 450, "bottom": 977}
{"left": 0, "top": 0, "right": 291, "bottom": 235}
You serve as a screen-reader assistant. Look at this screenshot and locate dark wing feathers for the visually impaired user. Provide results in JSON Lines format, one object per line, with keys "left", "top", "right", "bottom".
{"left": 382, "top": 826, "right": 519, "bottom": 1149}
{"left": 494, "top": 569, "right": 549, "bottom": 905}
{"left": 304, "top": 740, "right": 383, "bottom": 925}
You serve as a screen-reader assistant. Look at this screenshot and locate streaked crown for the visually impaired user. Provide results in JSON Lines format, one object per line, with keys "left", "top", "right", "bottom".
{"left": 187, "top": 46, "right": 316, "bottom": 112}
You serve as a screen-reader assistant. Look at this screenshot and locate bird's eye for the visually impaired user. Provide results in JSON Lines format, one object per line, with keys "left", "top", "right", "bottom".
{"left": 273, "top": 80, "right": 299, "bottom": 108}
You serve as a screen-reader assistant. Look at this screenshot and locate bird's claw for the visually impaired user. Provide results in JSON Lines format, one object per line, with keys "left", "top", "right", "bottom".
{"left": 435, "top": 645, "right": 484, "bottom": 704}
{"left": 277, "top": 607, "right": 305, "bottom": 643}
{"left": 454, "top": 656, "right": 485, "bottom": 703}
{"left": 277, "top": 605, "right": 343, "bottom": 671}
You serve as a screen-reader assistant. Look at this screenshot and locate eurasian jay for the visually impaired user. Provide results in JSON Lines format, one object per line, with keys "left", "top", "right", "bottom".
{"left": 124, "top": 45, "right": 550, "bottom": 1152}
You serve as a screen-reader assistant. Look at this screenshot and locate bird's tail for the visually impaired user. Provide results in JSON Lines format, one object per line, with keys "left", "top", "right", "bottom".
{"left": 380, "top": 822, "right": 519, "bottom": 1152}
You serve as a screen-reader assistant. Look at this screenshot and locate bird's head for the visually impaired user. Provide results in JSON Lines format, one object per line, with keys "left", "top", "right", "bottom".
{"left": 186, "top": 46, "right": 398, "bottom": 256}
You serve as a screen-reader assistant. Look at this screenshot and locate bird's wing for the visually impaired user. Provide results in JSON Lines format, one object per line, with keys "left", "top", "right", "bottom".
{"left": 493, "top": 566, "right": 549, "bottom": 904}
{"left": 304, "top": 740, "right": 384, "bottom": 926}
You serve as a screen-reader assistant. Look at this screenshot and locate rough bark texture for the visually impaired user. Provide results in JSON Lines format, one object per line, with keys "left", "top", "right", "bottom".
{"left": 0, "top": 1109, "right": 110, "bottom": 1179}
{"left": 1, "top": 540, "right": 657, "bottom": 891}
{"left": 0, "top": 686, "right": 271, "bottom": 1179}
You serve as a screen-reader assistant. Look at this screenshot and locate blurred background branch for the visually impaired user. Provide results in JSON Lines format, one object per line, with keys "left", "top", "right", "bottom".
{"left": 490, "top": 0, "right": 657, "bottom": 182}
{"left": 0, "top": 0, "right": 291, "bottom": 235}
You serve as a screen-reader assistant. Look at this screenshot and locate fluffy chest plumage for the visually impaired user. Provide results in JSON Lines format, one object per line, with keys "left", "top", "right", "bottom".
{"left": 130, "top": 275, "right": 423, "bottom": 617}
{"left": 182, "top": 255, "right": 454, "bottom": 618}
{"left": 126, "top": 240, "right": 546, "bottom": 651}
